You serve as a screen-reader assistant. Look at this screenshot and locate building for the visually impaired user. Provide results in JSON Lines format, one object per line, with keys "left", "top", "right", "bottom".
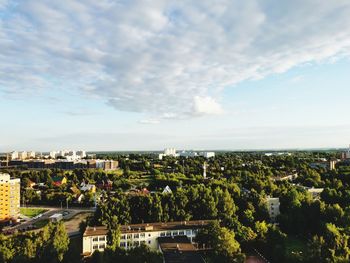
{"left": 49, "top": 213, "right": 63, "bottom": 222}
{"left": 266, "top": 197, "right": 280, "bottom": 223}
{"left": 80, "top": 182, "right": 96, "bottom": 193}
{"left": 27, "top": 151, "right": 36, "bottom": 159}
{"left": 17, "top": 151, "right": 28, "bottom": 160}
{"left": 0, "top": 173, "right": 20, "bottom": 222}
{"left": 10, "top": 151, "right": 18, "bottom": 160}
{"left": 178, "top": 151, "right": 198, "bottom": 158}
{"left": 199, "top": 152, "right": 215, "bottom": 158}
{"left": 329, "top": 159, "right": 338, "bottom": 170}
{"left": 52, "top": 176, "right": 67, "bottom": 186}
{"left": 341, "top": 145, "right": 350, "bottom": 160}
{"left": 159, "top": 148, "right": 178, "bottom": 159}
{"left": 158, "top": 236, "right": 205, "bottom": 263}
{"left": 306, "top": 187, "right": 324, "bottom": 199}
{"left": 82, "top": 220, "right": 212, "bottom": 257}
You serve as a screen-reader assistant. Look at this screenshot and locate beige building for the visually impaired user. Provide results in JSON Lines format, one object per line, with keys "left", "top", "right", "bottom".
{"left": 0, "top": 173, "right": 20, "bottom": 222}
{"left": 82, "top": 220, "right": 211, "bottom": 256}
{"left": 266, "top": 197, "right": 280, "bottom": 223}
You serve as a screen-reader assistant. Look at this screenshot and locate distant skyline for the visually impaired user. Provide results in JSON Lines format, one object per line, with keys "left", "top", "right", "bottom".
{"left": 1, "top": 1, "right": 350, "bottom": 151}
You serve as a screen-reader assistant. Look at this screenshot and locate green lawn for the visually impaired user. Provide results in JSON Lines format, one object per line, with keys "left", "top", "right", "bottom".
{"left": 285, "top": 237, "right": 306, "bottom": 260}
{"left": 20, "top": 208, "right": 48, "bottom": 218}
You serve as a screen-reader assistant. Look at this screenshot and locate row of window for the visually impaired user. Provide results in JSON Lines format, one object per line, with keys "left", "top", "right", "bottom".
{"left": 120, "top": 229, "right": 196, "bottom": 240}
{"left": 93, "top": 244, "right": 105, "bottom": 250}
{"left": 120, "top": 240, "right": 150, "bottom": 248}
{"left": 92, "top": 236, "right": 106, "bottom": 242}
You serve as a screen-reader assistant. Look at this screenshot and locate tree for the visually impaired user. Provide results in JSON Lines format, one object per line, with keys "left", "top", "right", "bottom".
{"left": 52, "top": 222, "right": 70, "bottom": 262}
{"left": 195, "top": 221, "right": 245, "bottom": 263}
{"left": 107, "top": 216, "right": 121, "bottom": 251}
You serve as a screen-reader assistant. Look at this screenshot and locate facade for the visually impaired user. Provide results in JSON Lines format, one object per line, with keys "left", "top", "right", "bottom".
{"left": 306, "top": 187, "right": 324, "bottom": 199}
{"left": 82, "top": 220, "right": 211, "bottom": 256}
{"left": 341, "top": 145, "right": 350, "bottom": 160}
{"left": 266, "top": 197, "right": 280, "bottom": 223}
{"left": 0, "top": 173, "right": 20, "bottom": 222}
{"left": 199, "top": 152, "right": 215, "bottom": 158}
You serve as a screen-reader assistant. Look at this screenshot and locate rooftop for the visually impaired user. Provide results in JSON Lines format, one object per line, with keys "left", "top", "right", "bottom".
{"left": 84, "top": 220, "right": 212, "bottom": 236}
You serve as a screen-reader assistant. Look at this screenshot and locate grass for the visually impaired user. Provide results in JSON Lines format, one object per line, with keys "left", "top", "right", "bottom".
{"left": 285, "top": 236, "right": 306, "bottom": 260}
{"left": 20, "top": 207, "right": 48, "bottom": 218}
{"left": 33, "top": 219, "right": 49, "bottom": 229}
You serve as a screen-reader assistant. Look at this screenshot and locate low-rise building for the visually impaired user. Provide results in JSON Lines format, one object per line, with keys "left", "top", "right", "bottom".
{"left": 49, "top": 213, "right": 63, "bottom": 222}
{"left": 199, "top": 152, "right": 215, "bottom": 158}
{"left": 82, "top": 220, "right": 211, "bottom": 257}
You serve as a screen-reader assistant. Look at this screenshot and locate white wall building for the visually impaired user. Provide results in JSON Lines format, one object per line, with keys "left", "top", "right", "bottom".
{"left": 199, "top": 152, "right": 215, "bottom": 158}
{"left": 10, "top": 151, "right": 18, "bottom": 160}
{"left": 178, "top": 151, "right": 198, "bottom": 157}
{"left": 82, "top": 220, "right": 211, "bottom": 256}
{"left": 266, "top": 197, "right": 280, "bottom": 223}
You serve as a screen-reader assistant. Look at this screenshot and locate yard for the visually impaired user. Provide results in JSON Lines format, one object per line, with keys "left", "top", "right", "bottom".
{"left": 285, "top": 237, "right": 306, "bottom": 261}
{"left": 20, "top": 207, "right": 48, "bottom": 218}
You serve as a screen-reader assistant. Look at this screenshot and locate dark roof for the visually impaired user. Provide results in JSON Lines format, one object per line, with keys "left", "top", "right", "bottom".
{"left": 158, "top": 236, "right": 205, "bottom": 263}
{"left": 158, "top": 236, "right": 196, "bottom": 252}
{"left": 84, "top": 220, "right": 212, "bottom": 236}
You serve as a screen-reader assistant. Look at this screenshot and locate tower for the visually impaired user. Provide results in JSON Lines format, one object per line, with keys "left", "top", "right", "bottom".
{"left": 203, "top": 162, "right": 207, "bottom": 179}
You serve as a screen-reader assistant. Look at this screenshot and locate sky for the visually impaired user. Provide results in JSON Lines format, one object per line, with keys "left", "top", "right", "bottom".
{"left": 0, "top": 0, "right": 350, "bottom": 151}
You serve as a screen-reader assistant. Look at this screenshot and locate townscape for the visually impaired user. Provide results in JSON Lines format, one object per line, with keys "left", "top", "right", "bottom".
{"left": 1, "top": 146, "right": 350, "bottom": 262}
{"left": 1, "top": 1, "right": 350, "bottom": 263}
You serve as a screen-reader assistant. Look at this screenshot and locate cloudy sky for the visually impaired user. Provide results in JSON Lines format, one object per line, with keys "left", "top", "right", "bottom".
{"left": 1, "top": 0, "right": 350, "bottom": 151}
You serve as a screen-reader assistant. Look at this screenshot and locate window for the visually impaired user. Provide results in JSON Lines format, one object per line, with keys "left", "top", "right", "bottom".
{"left": 140, "top": 233, "right": 145, "bottom": 238}
{"left": 134, "top": 233, "right": 139, "bottom": 238}
{"left": 160, "top": 232, "right": 166, "bottom": 237}
{"left": 172, "top": 231, "right": 178, "bottom": 236}
{"left": 99, "top": 244, "right": 105, "bottom": 249}
{"left": 93, "top": 245, "right": 98, "bottom": 250}
{"left": 148, "top": 233, "right": 151, "bottom": 237}
{"left": 186, "top": 230, "right": 191, "bottom": 235}
{"left": 120, "top": 242, "right": 126, "bottom": 247}
{"left": 93, "top": 237, "right": 98, "bottom": 242}
{"left": 148, "top": 240, "right": 151, "bottom": 244}
{"left": 166, "top": 231, "right": 171, "bottom": 236}
{"left": 140, "top": 240, "right": 146, "bottom": 245}
{"left": 133, "top": 241, "right": 139, "bottom": 247}
{"left": 121, "top": 235, "right": 126, "bottom": 240}
{"left": 179, "top": 230, "right": 185, "bottom": 235}
{"left": 99, "top": 237, "right": 105, "bottom": 241}
{"left": 127, "top": 234, "right": 132, "bottom": 239}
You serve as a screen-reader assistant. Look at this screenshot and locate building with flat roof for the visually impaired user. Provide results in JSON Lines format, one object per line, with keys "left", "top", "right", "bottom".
{"left": 82, "top": 220, "right": 212, "bottom": 257}
{"left": 0, "top": 173, "right": 20, "bottom": 222}
{"left": 266, "top": 197, "right": 280, "bottom": 223}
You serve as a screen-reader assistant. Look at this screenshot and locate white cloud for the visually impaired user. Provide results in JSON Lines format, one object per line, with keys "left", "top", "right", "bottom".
{"left": 193, "top": 96, "right": 224, "bottom": 115}
{"left": 1, "top": 0, "right": 350, "bottom": 119}
{"left": 139, "top": 118, "right": 160, "bottom": 125}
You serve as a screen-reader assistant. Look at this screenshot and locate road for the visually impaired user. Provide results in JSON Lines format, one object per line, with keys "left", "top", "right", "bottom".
{"left": 3, "top": 206, "right": 95, "bottom": 233}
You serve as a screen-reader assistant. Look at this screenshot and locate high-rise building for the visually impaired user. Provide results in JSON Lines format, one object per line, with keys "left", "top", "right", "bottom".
{"left": 0, "top": 173, "right": 20, "bottom": 222}
{"left": 266, "top": 197, "right": 280, "bottom": 223}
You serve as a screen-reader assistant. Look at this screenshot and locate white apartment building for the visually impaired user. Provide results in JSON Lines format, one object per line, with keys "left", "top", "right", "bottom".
{"left": 10, "top": 151, "right": 18, "bottom": 160}
{"left": 266, "top": 197, "right": 280, "bottom": 223}
{"left": 164, "top": 148, "right": 177, "bottom": 156}
{"left": 82, "top": 220, "right": 211, "bottom": 256}
{"left": 178, "top": 151, "right": 198, "bottom": 157}
{"left": 199, "top": 152, "right": 215, "bottom": 158}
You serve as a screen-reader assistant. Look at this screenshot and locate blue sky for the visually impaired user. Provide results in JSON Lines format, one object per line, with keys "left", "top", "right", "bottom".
{"left": 0, "top": 0, "right": 350, "bottom": 151}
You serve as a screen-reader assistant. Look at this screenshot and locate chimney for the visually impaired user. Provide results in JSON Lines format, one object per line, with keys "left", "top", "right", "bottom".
{"left": 93, "top": 227, "right": 96, "bottom": 231}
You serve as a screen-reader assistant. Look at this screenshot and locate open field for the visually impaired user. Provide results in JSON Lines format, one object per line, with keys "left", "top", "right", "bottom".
{"left": 20, "top": 208, "right": 48, "bottom": 218}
